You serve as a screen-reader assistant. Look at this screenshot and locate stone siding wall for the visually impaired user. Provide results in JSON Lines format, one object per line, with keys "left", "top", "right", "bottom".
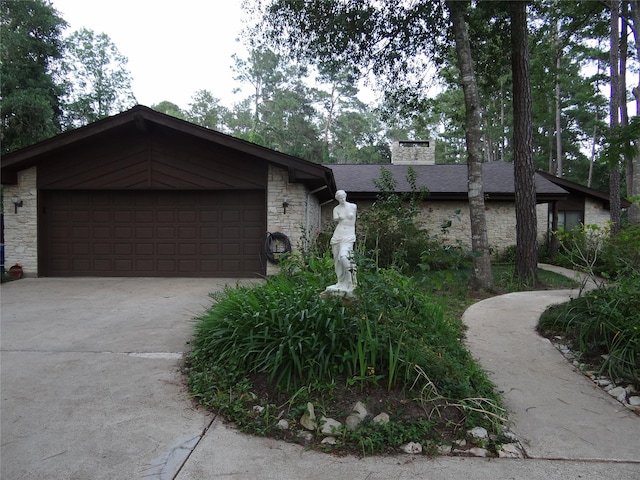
{"left": 321, "top": 199, "right": 550, "bottom": 255}
{"left": 266, "top": 164, "right": 322, "bottom": 275}
{"left": 584, "top": 196, "right": 611, "bottom": 227}
{"left": 2, "top": 167, "right": 38, "bottom": 276}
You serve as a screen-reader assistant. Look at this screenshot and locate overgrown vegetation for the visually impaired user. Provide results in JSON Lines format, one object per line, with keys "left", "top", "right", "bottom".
{"left": 186, "top": 252, "right": 505, "bottom": 455}
{"left": 185, "top": 185, "right": 585, "bottom": 456}
{"left": 538, "top": 224, "right": 640, "bottom": 390}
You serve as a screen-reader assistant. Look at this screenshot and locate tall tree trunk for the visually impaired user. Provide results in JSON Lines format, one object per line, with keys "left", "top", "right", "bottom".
{"left": 588, "top": 52, "right": 603, "bottom": 188}
{"left": 500, "top": 78, "right": 506, "bottom": 162}
{"left": 610, "top": 0, "right": 622, "bottom": 235}
{"left": 511, "top": 0, "right": 538, "bottom": 285}
{"left": 447, "top": 0, "right": 493, "bottom": 292}
{"left": 554, "top": 16, "right": 563, "bottom": 177}
{"left": 630, "top": 0, "right": 640, "bottom": 224}
{"left": 555, "top": 58, "right": 563, "bottom": 176}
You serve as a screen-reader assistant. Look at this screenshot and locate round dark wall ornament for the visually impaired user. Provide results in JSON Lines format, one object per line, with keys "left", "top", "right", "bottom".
{"left": 265, "top": 232, "right": 292, "bottom": 264}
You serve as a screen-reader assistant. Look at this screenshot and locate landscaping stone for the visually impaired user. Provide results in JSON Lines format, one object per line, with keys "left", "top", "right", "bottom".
{"left": 297, "top": 431, "right": 314, "bottom": 443}
{"left": 498, "top": 443, "right": 525, "bottom": 459}
{"left": 300, "top": 402, "right": 317, "bottom": 431}
{"left": 628, "top": 396, "right": 640, "bottom": 407}
{"left": 469, "top": 447, "right": 489, "bottom": 457}
{"left": 276, "top": 419, "right": 289, "bottom": 430}
{"left": 437, "top": 444, "right": 452, "bottom": 455}
{"left": 608, "top": 386, "right": 627, "bottom": 403}
{"left": 351, "top": 401, "right": 368, "bottom": 419}
{"left": 321, "top": 436, "right": 337, "bottom": 445}
{"left": 400, "top": 442, "right": 422, "bottom": 454}
{"left": 468, "top": 426, "right": 489, "bottom": 442}
{"left": 320, "top": 416, "right": 342, "bottom": 435}
{"left": 345, "top": 414, "right": 362, "bottom": 431}
{"left": 372, "top": 412, "right": 390, "bottom": 424}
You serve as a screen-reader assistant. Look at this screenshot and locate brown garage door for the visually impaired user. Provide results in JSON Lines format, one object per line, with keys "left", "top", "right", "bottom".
{"left": 42, "top": 190, "right": 265, "bottom": 277}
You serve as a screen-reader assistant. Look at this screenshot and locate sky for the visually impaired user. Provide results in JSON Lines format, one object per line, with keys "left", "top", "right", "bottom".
{"left": 51, "top": 0, "right": 250, "bottom": 110}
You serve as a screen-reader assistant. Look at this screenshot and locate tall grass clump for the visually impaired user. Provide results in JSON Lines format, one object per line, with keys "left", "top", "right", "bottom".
{"left": 539, "top": 224, "right": 640, "bottom": 388}
{"left": 538, "top": 272, "right": 640, "bottom": 387}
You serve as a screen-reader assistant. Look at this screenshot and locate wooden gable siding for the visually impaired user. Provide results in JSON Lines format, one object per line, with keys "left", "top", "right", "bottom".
{"left": 37, "top": 125, "right": 267, "bottom": 190}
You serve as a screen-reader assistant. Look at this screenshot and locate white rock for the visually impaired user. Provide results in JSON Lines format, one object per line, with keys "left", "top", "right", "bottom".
{"left": 453, "top": 439, "right": 467, "bottom": 447}
{"left": 498, "top": 443, "right": 524, "bottom": 458}
{"left": 252, "top": 405, "right": 264, "bottom": 414}
{"left": 321, "top": 436, "right": 337, "bottom": 445}
{"left": 437, "top": 444, "right": 452, "bottom": 455}
{"left": 595, "top": 378, "right": 612, "bottom": 387}
{"left": 320, "top": 416, "right": 342, "bottom": 435}
{"left": 468, "top": 426, "right": 489, "bottom": 440}
{"left": 626, "top": 385, "right": 637, "bottom": 394}
{"left": 300, "top": 402, "right": 317, "bottom": 431}
{"left": 469, "top": 447, "right": 489, "bottom": 457}
{"left": 502, "top": 430, "right": 518, "bottom": 442}
{"left": 400, "top": 442, "right": 423, "bottom": 454}
{"left": 372, "top": 412, "right": 390, "bottom": 424}
{"left": 345, "top": 414, "right": 362, "bottom": 431}
{"left": 298, "top": 431, "right": 314, "bottom": 443}
{"left": 628, "top": 396, "right": 640, "bottom": 407}
{"left": 608, "top": 386, "right": 627, "bottom": 403}
{"left": 276, "top": 419, "right": 289, "bottom": 430}
{"left": 351, "top": 401, "right": 368, "bottom": 419}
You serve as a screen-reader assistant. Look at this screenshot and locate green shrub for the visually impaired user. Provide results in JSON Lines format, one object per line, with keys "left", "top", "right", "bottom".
{"left": 188, "top": 253, "right": 500, "bottom": 405}
{"left": 599, "top": 224, "right": 640, "bottom": 278}
{"left": 538, "top": 273, "right": 640, "bottom": 387}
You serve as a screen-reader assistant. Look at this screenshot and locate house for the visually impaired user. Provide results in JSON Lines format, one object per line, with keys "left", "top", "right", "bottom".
{"left": 536, "top": 170, "right": 631, "bottom": 230}
{"left": 3, "top": 109, "right": 620, "bottom": 278}
{"left": 1, "top": 106, "right": 336, "bottom": 277}
{"left": 324, "top": 141, "right": 569, "bottom": 253}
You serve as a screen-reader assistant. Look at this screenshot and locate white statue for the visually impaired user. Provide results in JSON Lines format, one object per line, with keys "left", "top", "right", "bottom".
{"left": 325, "top": 190, "right": 357, "bottom": 294}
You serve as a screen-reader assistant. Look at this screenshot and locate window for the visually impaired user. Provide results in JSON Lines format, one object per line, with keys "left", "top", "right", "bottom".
{"left": 550, "top": 210, "right": 583, "bottom": 230}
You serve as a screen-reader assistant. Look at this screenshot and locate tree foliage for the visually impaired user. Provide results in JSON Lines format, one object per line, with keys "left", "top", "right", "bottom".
{"left": 61, "top": 28, "right": 136, "bottom": 128}
{"left": 0, "top": 0, "right": 66, "bottom": 154}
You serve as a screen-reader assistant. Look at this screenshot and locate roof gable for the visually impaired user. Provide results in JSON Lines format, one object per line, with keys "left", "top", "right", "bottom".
{"left": 536, "top": 170, "right": 632, "bottom": 208}
{"left": 1, "top": 105, "right": 336, "bottom": 202}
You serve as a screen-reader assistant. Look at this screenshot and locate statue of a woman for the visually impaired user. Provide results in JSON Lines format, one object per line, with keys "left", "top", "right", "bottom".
{"left": 325, "top": 190, "right": 357, "bottom": 294}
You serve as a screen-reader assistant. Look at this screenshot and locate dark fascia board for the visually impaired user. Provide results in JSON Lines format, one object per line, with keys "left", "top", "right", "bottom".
{"left": 1, "top": 105, "right": 337, "bottom": 201}
{"left": 536, "top": 170, "right": 631, "bottom": 208}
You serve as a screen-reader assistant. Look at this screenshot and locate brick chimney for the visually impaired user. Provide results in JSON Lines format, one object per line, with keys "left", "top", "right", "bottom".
{"left": 391, "top": 140, "right": 435, "bottom": 165}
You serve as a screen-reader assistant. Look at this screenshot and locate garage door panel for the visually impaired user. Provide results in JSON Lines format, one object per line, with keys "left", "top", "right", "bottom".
{"left": 156, "top": 211, "right": 176, "bottom": 222}
{"left": 73, "top": 211, "right": 90, "bottom": 222}
{"left": 43, "top": 190, "right": 265, "bottom": 277}
{"left": 115, "top": 244, "right": 133, "bottom": 255}
{"left": 114, "top": 211, "right": 133, "bottom": 222}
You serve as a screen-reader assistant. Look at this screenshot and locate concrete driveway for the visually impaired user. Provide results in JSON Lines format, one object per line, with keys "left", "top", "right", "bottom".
{"left": 3, "top": 276, "right": 640, "bottom": 480}
{"left": 0, "top": 277, "right": 249, "bottom": 480}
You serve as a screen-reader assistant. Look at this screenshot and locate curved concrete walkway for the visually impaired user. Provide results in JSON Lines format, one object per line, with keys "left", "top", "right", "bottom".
{"left": 462, "top": 265, "right": 639, "bottom": 462}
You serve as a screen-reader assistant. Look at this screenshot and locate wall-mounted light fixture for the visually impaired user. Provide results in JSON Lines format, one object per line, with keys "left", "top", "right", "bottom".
{"left": 282, "top": 195, "right": 289, "bottom": 214}
{"left": 11, "top": 196, "right": 23, "bottom": 214}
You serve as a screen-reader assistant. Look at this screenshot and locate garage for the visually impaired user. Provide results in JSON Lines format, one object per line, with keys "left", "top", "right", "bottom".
{"left": 41, "top": 189, "right": 265, "bottom": 277}
{"left": 1, "top": 106, "right": 336, "bottom": 278}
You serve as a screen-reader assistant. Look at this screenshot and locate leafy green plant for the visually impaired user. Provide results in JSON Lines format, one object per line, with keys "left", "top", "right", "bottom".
{"left": 555, "top": 223, "right": 610, "bottom": 295}
{"left": 600, "top": 224, "right": 640, "bottom": 278}
{"left": 357, "top": 166, "right": 430, "bottom": 271}
{"left": 538, "top": 272, "right": 640, "bottom": 387}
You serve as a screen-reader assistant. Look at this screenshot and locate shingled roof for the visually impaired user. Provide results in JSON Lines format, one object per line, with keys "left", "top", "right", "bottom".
{"left": 328, "top": 162, "right": 568, "bottom": 203}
